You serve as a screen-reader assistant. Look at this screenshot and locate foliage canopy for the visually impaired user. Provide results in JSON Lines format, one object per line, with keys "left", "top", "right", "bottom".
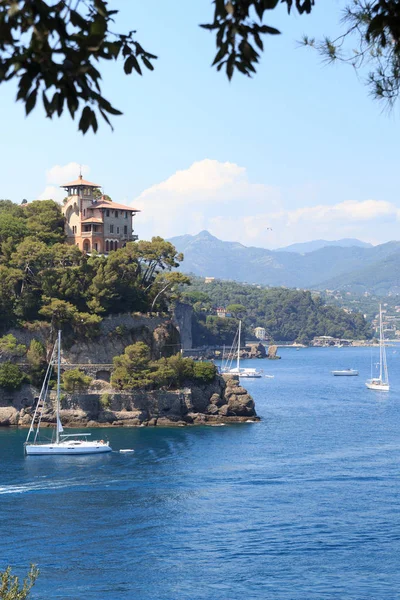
{"left": 111, "top": 342, "right": 217, "bottom": 390}
{"left": 184, "top": 277, "right": 371, "bottom": 344}
{"left": 0, "top": 199, "right": 187, "bottom": 336}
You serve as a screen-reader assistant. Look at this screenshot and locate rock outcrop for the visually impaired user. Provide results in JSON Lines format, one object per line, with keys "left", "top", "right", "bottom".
{"left": 267, "top": 344, "right": 281, "bottom": 360}
{"left": 2, "top": 375, "right": 258, "bottom": 428}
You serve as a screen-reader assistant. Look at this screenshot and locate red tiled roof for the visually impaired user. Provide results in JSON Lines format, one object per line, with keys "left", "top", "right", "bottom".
{"left": 82, "top": 217, "right": 103, "bottom": 223}
{"left": 92, "top": 201, "right": 140, "bottom": 212}
{"left": 61, "top": 175, "right": 101, "bottom": 188}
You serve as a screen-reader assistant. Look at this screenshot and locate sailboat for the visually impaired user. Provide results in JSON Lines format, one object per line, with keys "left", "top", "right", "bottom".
{"left": 221, "top": 321, "right": 262, "bottom": 378}
{"left": 25, "top": 331, "right": 112, "bottom": 455}
{"left": 365, "top": 305, "right": 389, "bottom": 392}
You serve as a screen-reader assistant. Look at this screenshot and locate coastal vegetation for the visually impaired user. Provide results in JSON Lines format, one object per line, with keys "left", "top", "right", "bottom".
{"left": 0, "top": 564, "right": 38, "bottom": 599}
{"left": 111, "top": 342, "right": 217, "bottom": 390}
{"left": 184, "top": 278, "right": 371, "bottom": 344}
{"left": 0, "top": 199, "right": 189, "bottom": 336}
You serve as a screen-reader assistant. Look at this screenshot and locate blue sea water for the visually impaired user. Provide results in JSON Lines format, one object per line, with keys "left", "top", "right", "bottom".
{"left": 1, "top": 346, "right": 400, "bottom": 599}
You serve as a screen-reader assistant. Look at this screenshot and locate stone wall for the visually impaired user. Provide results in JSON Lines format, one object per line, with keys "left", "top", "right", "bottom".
{"left": 2, "top": 313, "right": 181, "bottom": 365}
{"left": 172, "top": 302, "right": 193, "bottom": 351}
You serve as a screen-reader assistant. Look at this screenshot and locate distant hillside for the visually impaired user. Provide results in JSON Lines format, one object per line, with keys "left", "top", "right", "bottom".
{"left": 184, "top": 278, "right": 372, "bottom": 344}
{"left": 319, "top": 249, "right": 400, "bottom": 295}
{"left": 169, "top": 231, "right": 400, "bottom": 294}
{"left": 277, "top": 238, "right": 373, "bottom": 254}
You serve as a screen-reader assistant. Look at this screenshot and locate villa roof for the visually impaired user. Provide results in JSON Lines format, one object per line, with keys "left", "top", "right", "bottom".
{"left": 82, "top": 217, "right": 103, "bottom": 223}
{"left": 90, "top": 200, "right": 140, "bottom": 212}
{"left": 61, "top": 175, "right": 101, "bottom": 188}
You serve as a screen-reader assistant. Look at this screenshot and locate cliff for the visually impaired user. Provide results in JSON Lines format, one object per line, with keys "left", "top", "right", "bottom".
{"left": 5, "top": 312, "right": 181, "bottom": 364}
{"left": 0, "top": 374, "right": 258, "bottom": 427}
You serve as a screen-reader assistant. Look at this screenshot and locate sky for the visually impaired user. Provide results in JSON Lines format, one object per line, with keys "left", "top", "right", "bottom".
{"left": 1, "top": 0, "right": 400, "bottom": 249}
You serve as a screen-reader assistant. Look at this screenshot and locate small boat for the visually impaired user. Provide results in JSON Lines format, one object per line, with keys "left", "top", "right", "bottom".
{"left": 220, "top": 321, "right": 262, "bottom": 378}
{"left": 25, "top": 331, "right": 112, "bottom": 455}
{"left": 332, "top": 369, "right": 359, "bottom": 376}
{"left": 119, "top": 449, "right": 135, "bottom": 454}
{"left": 265, "top": 375, "right": 275, "bottom": 379}
{"left": 366, "top": 305, "right": 389, "bottom": 392}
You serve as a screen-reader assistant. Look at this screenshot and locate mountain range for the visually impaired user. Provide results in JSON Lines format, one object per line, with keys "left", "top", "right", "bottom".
{"left": 276, "top": 238, "right": 372, "bottom": 254}
{"left": 169, "top": 231, "right": 400, "bottom": 295}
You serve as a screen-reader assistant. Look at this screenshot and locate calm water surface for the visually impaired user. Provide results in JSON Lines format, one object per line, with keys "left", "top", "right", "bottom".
{"left": 1, "top": 347, "right": 400, "bottom": 599}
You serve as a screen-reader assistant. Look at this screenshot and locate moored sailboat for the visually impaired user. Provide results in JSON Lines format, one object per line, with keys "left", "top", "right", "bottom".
{"left": 25, "top": 331, "right": 112, "bottom": 455}
{"left": 221, "top": 321, "right": 263, "bottom": 379}
{"left": 365, "top": 305, "right": 389, "bottom": 392}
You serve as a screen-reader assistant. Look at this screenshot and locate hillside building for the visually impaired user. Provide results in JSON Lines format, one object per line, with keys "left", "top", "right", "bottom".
{"left": 62, "top": 175, "right": 139, "bottom": 253}
{"left": 254, "top": 327, "right": 266, "bottom": 340}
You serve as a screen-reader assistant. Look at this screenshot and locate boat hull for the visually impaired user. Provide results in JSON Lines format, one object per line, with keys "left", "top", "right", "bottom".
{"left": 332, "top": 371, "right": 358, "bottom": 376}
{"left": 25, "top": 442, "right": 112, "bottom": 455}
{"left": 365, "top": 382, "right": 389, "bottom": 392}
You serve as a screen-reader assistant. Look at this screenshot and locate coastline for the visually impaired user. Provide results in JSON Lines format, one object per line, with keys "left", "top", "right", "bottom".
{"left": 0, "top": 374, "right": 259, "bottom": 428}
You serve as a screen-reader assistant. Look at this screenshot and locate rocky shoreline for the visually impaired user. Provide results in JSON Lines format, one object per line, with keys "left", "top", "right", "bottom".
{"left": 0, "top": 374, "right": 259, "bottom": 428}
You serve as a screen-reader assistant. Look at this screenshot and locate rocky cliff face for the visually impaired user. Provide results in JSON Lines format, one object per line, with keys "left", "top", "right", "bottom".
{"left": 0, "top": 375, "right": 258, "bottom": 428}
{"left": 5, "top": 313, "right": 180, "bottom": 364}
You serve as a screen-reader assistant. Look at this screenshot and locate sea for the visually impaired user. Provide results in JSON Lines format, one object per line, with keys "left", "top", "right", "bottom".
{"left": 1, "top": 346, "right": 400, "bottom": 599}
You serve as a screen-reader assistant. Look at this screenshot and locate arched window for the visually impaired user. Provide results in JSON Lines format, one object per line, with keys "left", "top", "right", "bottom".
{"left": 83, "top": 241, "right": 90, "bottom": 253}
{"left": 109, "top": 240, "right": 114, "bottom": 251}
{"left": 114, "top": 240, "right": 118, "bottom": 250}
{"left": 105, "top": 240, "right": 109, "bottom": 252}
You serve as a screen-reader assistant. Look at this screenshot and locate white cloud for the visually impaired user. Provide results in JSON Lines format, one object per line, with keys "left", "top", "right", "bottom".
{"left": 131, "top": 159, "right": 400, "bottom": 248}
{"left": 46, "top": 162, "right": 90, "bottom": 185}
{"left": 133, "top": 159, "right": 281, "bottom": 240}
{"left": 37, "top": 162, "right": 91, "bottom": 202}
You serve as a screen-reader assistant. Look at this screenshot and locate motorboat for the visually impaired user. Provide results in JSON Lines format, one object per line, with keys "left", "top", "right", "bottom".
{"left": 332, "top": 369, "right": 359, "bottom": 376}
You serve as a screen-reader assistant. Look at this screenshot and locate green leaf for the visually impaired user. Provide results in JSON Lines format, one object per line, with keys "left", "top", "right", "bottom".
{"left": 142, "top": 56, "right": 154, "bottom": 71}
{"left": 25, "top": 89, "right": 37, "bottom": 115}
{"left": 124, "top": 55, "right": 142, "bottom": 75}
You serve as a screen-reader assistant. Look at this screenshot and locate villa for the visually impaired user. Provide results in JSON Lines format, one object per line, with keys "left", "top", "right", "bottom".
{"left": 62, "top": 174, "right": 139, "bottom": 253}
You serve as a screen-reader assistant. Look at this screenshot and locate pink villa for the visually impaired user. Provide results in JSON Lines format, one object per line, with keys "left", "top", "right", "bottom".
{"left": 62, "top": 174, "right": 139, "bottom": 253}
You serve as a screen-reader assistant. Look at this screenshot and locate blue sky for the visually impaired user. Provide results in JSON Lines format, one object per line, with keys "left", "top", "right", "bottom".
{"left": 1, "top": 0, "right": 400, "bottom": 248}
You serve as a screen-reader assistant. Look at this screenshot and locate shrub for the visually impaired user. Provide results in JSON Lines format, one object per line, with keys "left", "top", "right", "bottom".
{"left": 0, "top": 334, "right": 26, "bottom": 358}
{"left": 62, "top": 369, "right": 92, "bottom": 393}
{"left": 193, "top": 361, "right": 217, "bottom": 383}
{"left": 26, "top": 339, "right": 47, "bottom": 387}
{"left": 0, "top": 565, "right": 39, "bottom": 599}
{"left": 100, "top": 393, "right": 111, "bottom": 409}
{"left": 0, "top": 362, "right": 25, "bottom": 390}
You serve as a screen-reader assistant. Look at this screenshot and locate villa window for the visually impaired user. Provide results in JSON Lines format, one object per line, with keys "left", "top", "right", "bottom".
{"left": 115, "top": 210, "right": 118, "bottom": 218}
{"left": 106, "top": 209, "right": 110, "bottom": 217}
{"left": 117, "top": 227, "right": 120, "bottom": 234}
{"left": 110, "top": 224, "right": 114, "bottom": 233}
{"left": 124, "top": 211, "right": 128, "bottom": 219}
{"left": 124, "top": 225, "right": 128, "bottom": 235}
{"left": 105, "top": 240, "right": 109, "bottom": 252}
{"left": 83, "top": 209, "right": 86, "bottom": 216}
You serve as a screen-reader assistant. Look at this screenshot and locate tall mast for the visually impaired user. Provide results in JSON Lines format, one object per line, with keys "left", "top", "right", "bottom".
{"left": 237, "top": 320, "right": 241, "bottom": 372}
{"left": 379, "top": 305, "right": 383, "bottom": 382}
{"left": 56, "top": 330, "right": 61, "bottom": 444}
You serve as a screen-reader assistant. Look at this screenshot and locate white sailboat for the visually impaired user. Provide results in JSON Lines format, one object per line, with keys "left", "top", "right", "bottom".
{"left": 25, "top": 331, "right": 112, "bottom": 455}
{"left": 221, "top": 321, "right": 263, "bottom": 379}
{"left": 365, "top": 305, "right": 389, "bottom": 392}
